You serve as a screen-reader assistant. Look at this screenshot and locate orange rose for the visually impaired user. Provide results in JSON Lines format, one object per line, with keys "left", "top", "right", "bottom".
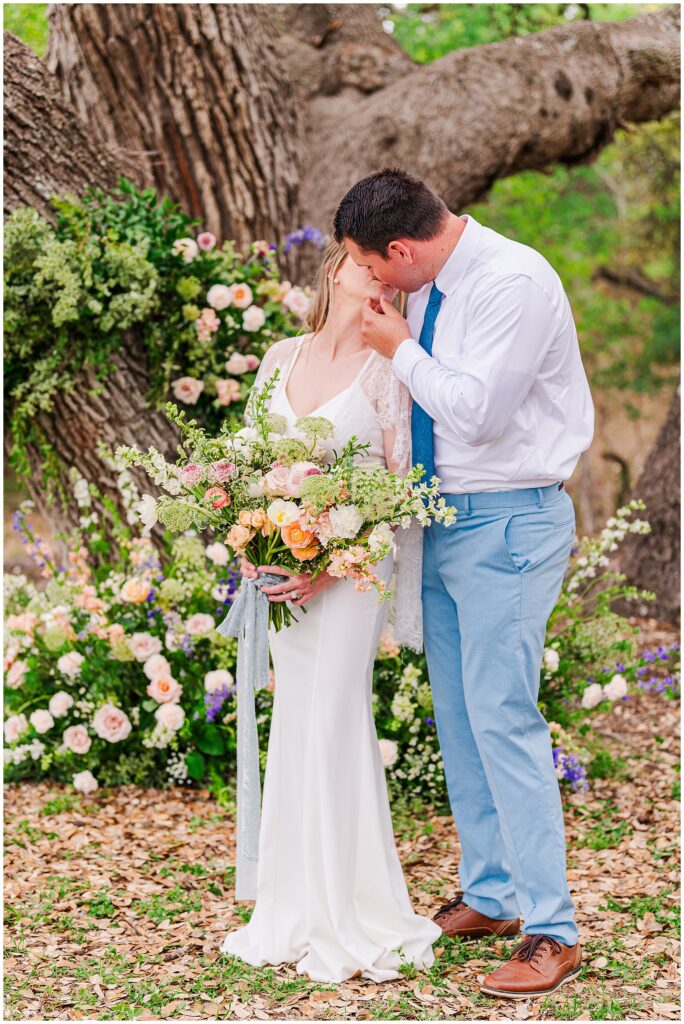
{"left": 291, "top": 543, "right": 319, "bottom": 561}
{"left": 238, "top": 510, "right": 253, "bottom": 526}
{"left": 281, "top": 523, "right": 317, "bottom": 550}
{"left": 205, "top": 486, "right": 229, "bottom": 509}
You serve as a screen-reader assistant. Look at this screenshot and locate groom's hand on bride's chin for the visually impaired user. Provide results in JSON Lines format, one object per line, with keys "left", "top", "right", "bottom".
{"left": 361, "top": 296, "right": 410, "bottom": 359}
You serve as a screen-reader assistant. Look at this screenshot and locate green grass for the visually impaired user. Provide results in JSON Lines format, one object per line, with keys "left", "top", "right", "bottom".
{"left": 574, "top": 801, "right": 633, "bottom": 850}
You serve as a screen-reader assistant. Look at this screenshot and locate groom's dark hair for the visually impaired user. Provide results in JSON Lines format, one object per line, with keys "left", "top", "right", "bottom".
{"left": 333, "top": 168, "right": 448, "bottom": 257}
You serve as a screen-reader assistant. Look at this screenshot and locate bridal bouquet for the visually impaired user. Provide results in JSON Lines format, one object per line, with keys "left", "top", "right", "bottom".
{"left": 117, "top": 370, "right": 456, "bottom": 630}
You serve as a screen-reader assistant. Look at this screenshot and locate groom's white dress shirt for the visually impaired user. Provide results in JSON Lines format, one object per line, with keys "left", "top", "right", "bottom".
{"left": 392, "top": 213, "right": 594, "bottom": 493}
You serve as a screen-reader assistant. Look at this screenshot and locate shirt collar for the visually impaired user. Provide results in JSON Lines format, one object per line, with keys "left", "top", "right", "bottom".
{"left": 434, "top": 213, "right": 482, "bottom": 296}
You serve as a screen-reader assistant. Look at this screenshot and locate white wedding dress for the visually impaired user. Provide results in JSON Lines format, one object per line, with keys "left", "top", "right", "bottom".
{"left": 220, "top": 334, "right": 439, "bottom": 983}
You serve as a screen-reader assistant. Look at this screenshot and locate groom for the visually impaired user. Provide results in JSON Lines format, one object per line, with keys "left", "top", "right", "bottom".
{"left": 334, "top": 168, "right": 594, "bottom": 1000}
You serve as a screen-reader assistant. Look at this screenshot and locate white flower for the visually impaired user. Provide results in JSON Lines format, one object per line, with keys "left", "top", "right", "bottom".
{"left": 282, "top": 286, "right": 311, "bottom": 320}
{"left": 4, "top": 713, "right": 29, "bottom": 743}
{"left": 49, "top": 691, "right": 74, "bottom": 718}
{"left": 225, "top": 352, "right": 250, "bottom": 375}
{"left": 57, "top": 651, "right": 85, "bottom": 678}
{"left": 172, "top": 237, "right": 199, "bottom": 263}
{"left": 328, "top": 504, "right": 364, "bottom": 540}
{"left": 242, "top": 305, "right": 266, "bottom": 332}
{"left": 73, "top": 770, "right": 98, "bottom": 795}
{"left": 368, "top": 522, "right": 395, "bottom": 553}
{"left": 378, "top": 738, "right": 398, "bottom": 767}
{"left": 185, "top": 613, "right": 215, "bottom": 636}
{"left": 29, "top": 709, "right": 54, "bottom": 734}
{"left": 543, "top": 648, "right": 560, "bottom": 673}
{"left": 205, "top": 669, "right": 234, "bottom": 693}
{"left": 267, "top": 498, "right": 301, "bottom": 527}
{"left": 581, "top": 683, "right": 604, "bottom": 710}
{"left": 136, "top": 494, "right": 158, "bottom": 530}
{"left": 206, "top": 542, "right": 230, "bottom": 566}
{"left": 155, "top": 702, "right": 185, "bottom": 731}
{"left": 128, "top": 632, "right": 163, "bottom": 662}
{"left": 143, "top": 653, "right": 172, "bottom": 680}
{"left": 603, "top": 673, "right": 628, "bottom": 701}
{"left": 207, "top": 284, "right": 233, "bottom": 310}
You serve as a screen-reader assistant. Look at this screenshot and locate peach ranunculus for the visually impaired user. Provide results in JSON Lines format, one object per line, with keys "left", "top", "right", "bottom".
{"left": 291, "top": 543, "right": 320, "bottom": 561}
{"left": 121, "top": 577, "right": 152, "bottom": 603}
{"left": 230, "top": 283, "right": 253, "bottom": 309}
{"left": 281, "top": 523, "right": 317, "bottom": 552}
{"left": 92, "top": 703, "right": 132, "bottom": 743}
{"left": 225, "top": 524, "right": 253, "bottom": 551}
{"left": 286, "top": 462, "right": 322, "bottom": 498}
{"left": 63, "top": 724, "right": 92, "bottom": 754}
{"left": 171, "top": 376, "right": 204, "bottom": 404}
{"left": 6, "top": 612, "right": 37, "bottom": 634}
{"left": 204, "top": 486, "right": 230, "bottom": 510}
{"left": 146, "top": 674, "right": 183, "bottom": 704}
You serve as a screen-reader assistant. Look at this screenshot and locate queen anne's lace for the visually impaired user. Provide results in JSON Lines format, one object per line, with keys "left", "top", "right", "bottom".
{"left": 245, "top": 334, "right": 424, "bottom": 652}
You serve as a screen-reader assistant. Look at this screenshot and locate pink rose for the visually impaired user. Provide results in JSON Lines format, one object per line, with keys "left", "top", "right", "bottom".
{"left": 4, "top": 713, "right": 28, "bottom": 744}
{"left": 185, "top": 613, "right": 214, "bottom": 635}
{"left": 29, "top": 709, "right": 54, "bottom": 734}
{"left": 245, "top": 354, "right": 261, "bottom": 371}
{"left": 6, "top": 659, "right": 28, "bottom": 689}
{"left": 92, "top": 704, "right": 132, "bottom": 743}
{"left": 262, "top": 465, "right": 292, "bottom": 497}
{"left": 204, "top": 669, "right": 234, "bottom": 693}
{"left": 57, "top": 651, "right": 85, "bottom": 677}
{"left": 128, "top": 633, "right": 163, "bottom": 662}
{"left": 155, "top": 703, "right": 185, "bottom": 731}
{"left": 242, "top": 305, "right": 266, "bottom": 332}
{"left": 73, "top": 770, "right": 98, "bottom": 795}
{"left": 171, "top": 376, "right": 204, "bottom": 404}
{"left": 6, "top": 612, "right": 37, "bottom": 634}
{"left": 143, "top": 653, "right": 171, "bottom": 680}
{"left": 63, "top": 724, "right": 92, "bottom": 754}
{"left": 286, "top": 462, "right": 322, "bottom": 498}
{"left": 147, "top": 674, "right": 183, "bottom": 704}
{"left": 215, "top": 379, "right": 242, "bottom": 406}
{"left": 282, "top": 286, "right": 310, "bottom": 320}
{"left": 49, "top": 691, "right": 74, "bottom": 717}
{"left": 197, "top": 232, "right": 216, "bottom": 251}
{"left": 180, "top": 463, "right": 204, "bottom": 488}
{"left": 225, "top": 353, "right": 250, "bottom": 375}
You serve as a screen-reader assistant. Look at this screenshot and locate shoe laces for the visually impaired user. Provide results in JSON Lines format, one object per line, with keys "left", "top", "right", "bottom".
{"left": 437, "top": 892, "right": 466, "bottom": 916}
{"left": 511, "top": 934, "right": 563, "bottom": 964}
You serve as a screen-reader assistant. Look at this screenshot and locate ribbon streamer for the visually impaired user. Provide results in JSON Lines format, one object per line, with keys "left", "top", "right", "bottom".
{"left": 216, "top": 572, "right": 283, "bottom": 900}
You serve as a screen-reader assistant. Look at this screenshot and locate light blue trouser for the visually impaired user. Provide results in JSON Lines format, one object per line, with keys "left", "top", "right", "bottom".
{"left": 422, "top": 481, "right": 579, "bottom": 946}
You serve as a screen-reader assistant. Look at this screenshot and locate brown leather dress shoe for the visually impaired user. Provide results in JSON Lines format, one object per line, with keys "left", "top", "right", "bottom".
{"left": 433, "top": 893, "right": 521, "bottom": 939}
{"left": 480, "top": 933, "right": 582, "bottom": 999}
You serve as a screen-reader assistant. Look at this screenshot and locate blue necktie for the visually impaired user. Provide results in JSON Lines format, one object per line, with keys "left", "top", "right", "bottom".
{"left": 411, "top": 282, "right": 444, "bottom": 486}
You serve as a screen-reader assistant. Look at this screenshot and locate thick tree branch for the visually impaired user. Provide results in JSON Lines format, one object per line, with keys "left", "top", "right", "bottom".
{"left": 298, "top": 6, "right": 680, "bottom": 231}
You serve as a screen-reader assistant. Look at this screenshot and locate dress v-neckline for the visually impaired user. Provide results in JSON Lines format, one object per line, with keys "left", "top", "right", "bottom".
{"left": 282, "top": 335, "right": 376, "bottom": 420}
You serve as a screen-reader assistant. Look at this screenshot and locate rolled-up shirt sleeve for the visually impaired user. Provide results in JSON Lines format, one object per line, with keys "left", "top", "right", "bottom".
{"left": 392, "top": 274, "right": 562, "bottom": 446}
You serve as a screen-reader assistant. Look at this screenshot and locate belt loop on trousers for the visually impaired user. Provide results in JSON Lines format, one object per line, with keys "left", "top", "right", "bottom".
{"left": 536, "top": 487, "right": 545, "bottom": 508}
{"left": 464, "top": 494, "right": 471, "bottom": 515}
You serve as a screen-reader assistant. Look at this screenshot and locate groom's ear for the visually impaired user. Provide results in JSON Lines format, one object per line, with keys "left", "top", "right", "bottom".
{"left": 386, "top": 240, "right": 413, "bottom": 263}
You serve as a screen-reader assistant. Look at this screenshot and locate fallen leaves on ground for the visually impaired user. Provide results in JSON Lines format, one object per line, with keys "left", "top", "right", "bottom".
{"left": 3, "top": 619, "right": 680, "bottom": 1020}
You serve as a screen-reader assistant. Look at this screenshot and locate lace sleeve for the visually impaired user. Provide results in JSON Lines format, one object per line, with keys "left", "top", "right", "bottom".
{"left": 360, "top": 355, "right": 424, "bottom": 653}
{"left": 244, "top": 335, "right": 304, "bottom": 425}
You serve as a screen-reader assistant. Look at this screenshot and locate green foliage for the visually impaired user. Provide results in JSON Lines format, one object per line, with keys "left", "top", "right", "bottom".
{"left": 3, "top": 4, "right": 49, "bottom": 56}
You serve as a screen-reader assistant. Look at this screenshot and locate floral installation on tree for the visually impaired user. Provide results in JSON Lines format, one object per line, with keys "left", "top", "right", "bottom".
{"left": 116, "top": 371, "right": 457, "bottom": 632}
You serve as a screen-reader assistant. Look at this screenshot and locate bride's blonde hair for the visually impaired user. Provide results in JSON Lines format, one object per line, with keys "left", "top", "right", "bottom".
{"left": 304, "top": 239, "right": 407, "bottom": 337}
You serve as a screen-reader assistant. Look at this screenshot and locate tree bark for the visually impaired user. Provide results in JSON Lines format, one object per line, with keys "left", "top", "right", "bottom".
{"left": 44, "top": 3, "right": 302, "bottom": 249}
{"left": 613, "top": 379, "right": 681, "bottom": 625}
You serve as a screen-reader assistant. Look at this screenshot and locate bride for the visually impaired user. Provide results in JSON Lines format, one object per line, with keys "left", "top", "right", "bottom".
{"left": 220, "top": 240, "right": 440, "bottom": 983}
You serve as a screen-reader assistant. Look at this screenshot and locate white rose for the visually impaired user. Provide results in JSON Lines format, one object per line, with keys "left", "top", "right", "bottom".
{"left": 205, "top": 669, "right": 235, "bottom": 693}
{"left": 581, "top": 683, "right": 604, "bottom": 710}
{"left": 207, "top": 284, "right": 233, "bottom": 310}
{"left": 29, "top": 709, "right": 54, "bottom": 734}
{"left": 63, "top": 724, "right": 92, "bottom": 754}
{"left": 543, "top": 648, "right": 560, "bottom": 673}
{"left": 73, "top": 770, "right": 98, "bottom": 795}
{"left": 4, "top": 713, "right": 29, "bottom": 744}
{"left": 49, "top": 691, "right": 74, "bottom": 718}
{"left": 185, "top": 613, "right": 215, "bottom": 636}
{"left": 242, "top": 305, "right": 266, "bottom": 332}
{"left": 603, "top": 673, "right": 628, "bottom": 701}
{"left": 225, "top": 352, "right": 250, "bottom": 375}
{"left": 328, "top": 504, "right": 364, "bottom": 540}
{"left": 267, "top": 498, "right": 301, "bottom": 527}
{"left": 136, "top": 494, "right": 158, "bottom": 530}
{"left": 378, "top": 738, "right": 398, "bottom": 768}
{"left": 171, "top": 237, "right": 199, "bottom": 263}
{"left": 143, "top": 653, "right": 172, "bottom": 680}
{"left": 206, "top": 542, "right": 230, "bottom": 566}
{"left": 128, "top": 632, "right": 163, "bottom": 662}
{"left": 155, "top": 703, "right": 185, "bottom": 731}
{"left": 57, "top": 651, "right": 85, "bottom": 678}
{"left": 368, "top": 522, "right": 395, "bottom": 553}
